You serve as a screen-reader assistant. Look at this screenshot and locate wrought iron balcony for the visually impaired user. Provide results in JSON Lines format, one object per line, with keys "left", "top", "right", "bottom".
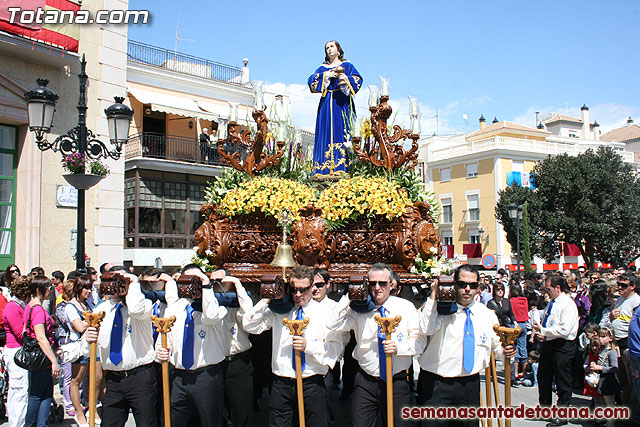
{"left": 127, "top": 40, "right": 243, "bottom": 84}
{"left": 126, "top": 132, "right": 248, "bottom": 166}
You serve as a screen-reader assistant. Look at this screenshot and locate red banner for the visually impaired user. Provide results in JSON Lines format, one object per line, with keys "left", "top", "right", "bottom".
{"left": 0, "top": 0, "right": 80, "bottom": 52}
{"left": 441, "top": 245, "right": 454, "bottom": 259}
{"left": 563, "top": 243, "right": 582, "bottom": 257}
{"left": 463, "top": 243, "right": 482, "bottom": 259}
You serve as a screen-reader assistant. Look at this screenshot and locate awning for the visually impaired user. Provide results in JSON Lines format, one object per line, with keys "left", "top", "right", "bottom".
{"left": 197, "top": 101, "right": 251, "bottom": 125}
{"left": 127, "top": 86, "right": 219, "bottom": 122}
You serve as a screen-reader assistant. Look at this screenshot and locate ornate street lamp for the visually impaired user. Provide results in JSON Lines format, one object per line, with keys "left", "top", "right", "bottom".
{"left": 25, "top": 55, "right": 133, "bottom": 270}
{"left": 508, "top": 203, "right": 523, "bottom": 277}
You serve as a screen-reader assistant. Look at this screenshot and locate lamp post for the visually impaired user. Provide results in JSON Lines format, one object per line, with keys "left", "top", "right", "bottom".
{"left": 25, "top": 55, "right": 133, "bottom": 270}
{"left": 507, "top": 203, "right": 523, "bottom": 277}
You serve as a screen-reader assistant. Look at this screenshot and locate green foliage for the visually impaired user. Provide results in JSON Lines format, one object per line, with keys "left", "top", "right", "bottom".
{"left": 496, "top": 183, "right": 556, "bottom": 261}
{"left": 204, "top": 169, "right": 250, "bottom": 206}
{"left": 521, "top": 201, "right": 532, "bottom": 273}
{"left": 88, "top": 160, "right": 110, "bottom": 177}
{"left": 532, "top": 146, "right": 640, "bottom": 269}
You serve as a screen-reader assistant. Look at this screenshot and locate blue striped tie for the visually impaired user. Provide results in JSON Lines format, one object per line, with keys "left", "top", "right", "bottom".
{"left": 378, "top": 306, "right": 387, "bottom": 382}
{"left": 182, "top": 305, "right": 195, "bottom": 369}
{"left": 152, "top": 302, "right": 160, "bottom": 344}
{"left": 463, "top": 308, "right": 475, "bottom": 374}
{"left": 109, "top": 303, "right": 123, "bottom": 366}
{"left": 292, "top": 307, "right": 306, "bottom": 371}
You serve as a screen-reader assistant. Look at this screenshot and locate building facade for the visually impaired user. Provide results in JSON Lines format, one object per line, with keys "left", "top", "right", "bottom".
{"left": 419, "top": 109, "right": 633, "bottom": 272}
{"left": 0, "top": 0, "right": 129, "bottom": 273}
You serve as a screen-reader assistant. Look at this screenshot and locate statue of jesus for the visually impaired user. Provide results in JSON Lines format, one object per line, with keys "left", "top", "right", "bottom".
{"left": 308, "top": 41, "right": 363, "bottom": 176}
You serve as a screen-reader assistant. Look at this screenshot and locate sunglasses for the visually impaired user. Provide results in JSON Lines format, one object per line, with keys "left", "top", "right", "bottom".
{"left": 9, "top": 269, "right": 19, "bottom": 273}
{"left": 368, "top": 281, "right": 390, "bottom": 288}
{"left": 455, "top": 281, "right": 479, "bottom": 290}
{"left": 290, "top": 285, "right": 312, "bottom": 295}
{"left": 313, "top": 281, "right": 327, "bottom": 288}
{"left": 617, "top": 282, "right": 630, "bottom": 289}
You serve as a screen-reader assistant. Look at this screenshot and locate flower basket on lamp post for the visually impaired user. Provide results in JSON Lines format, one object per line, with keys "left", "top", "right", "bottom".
{"left": 62, "top": 173, "right": 104, "bottom": 190}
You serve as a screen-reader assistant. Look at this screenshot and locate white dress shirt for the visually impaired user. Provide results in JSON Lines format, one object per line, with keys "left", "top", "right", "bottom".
{"left": 327, "top": 295, "right": 424, "bottom": 377}
{"left": 221, "top": 285, "right": 253, "bottom": 357}
{"left": 316, "top": 296, "right": 350, "bottom": 363}
{"left": 91, "top": 280, "right": 155, "bottom": 371}
{"left": 418, "top": 299, "right": 502, "bottom": 377}
{"left": 162, "top": 286, "right": 228, "bottom": 370}
{"left": 243, "top": 299, "right": 343, "bottom": 378}
{"left": 539, "top": 292, "right": 579, "bottom": 341}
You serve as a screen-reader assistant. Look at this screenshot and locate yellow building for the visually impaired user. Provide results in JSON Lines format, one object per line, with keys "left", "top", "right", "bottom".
{"left": 419, "top": 112, "right": 633, "bottom": 271}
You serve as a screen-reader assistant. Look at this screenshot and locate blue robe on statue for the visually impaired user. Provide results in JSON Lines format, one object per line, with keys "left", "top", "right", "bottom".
{"left": 308, "top": 61, "right": 362, "bottom": 175}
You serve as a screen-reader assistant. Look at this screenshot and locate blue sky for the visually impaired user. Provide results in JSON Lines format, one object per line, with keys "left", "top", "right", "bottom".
{"left": 128, "top": 0, "right": 640, "bottom": 135}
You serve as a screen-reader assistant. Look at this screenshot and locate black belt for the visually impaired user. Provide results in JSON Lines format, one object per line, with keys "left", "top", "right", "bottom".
{"left": 224, "top": 349, "right": 250, "bottom": 362}
{"left": 358, "top": 366, "right": 408, "bottom": 382}
{"left": 274, "top": 374, "right": 324, "bottom": 385}
{"left": 106, "top": 363, "right": 154, "bottom": 379}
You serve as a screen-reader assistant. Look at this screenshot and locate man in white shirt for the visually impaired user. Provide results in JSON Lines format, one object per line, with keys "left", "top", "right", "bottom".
{"left": 243, "top": 266, "right": 343, "bottom": 427}
{"left": 327, "top": 262, "right": 423, "bottom": 427}
{"left": 417, "top": 264, "right": 514, "bottom": 427}
{"left": 609, "top": 272, "right": 640, "bottom": 408}
{"left": 533, "top": 275, "right": 579, "bottom": 427}
{"left": 156, "top": 265, "right": 228, "bottom": 427}
{"left": 211, "top": 268, "right": 254, "bottom": 427}
{"left": 84, "top": 267, "right": 159, "bottom": 427}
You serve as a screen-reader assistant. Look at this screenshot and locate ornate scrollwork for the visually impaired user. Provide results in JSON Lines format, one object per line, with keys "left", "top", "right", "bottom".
{"left": 217, "top": 110, "right": 286, "bottom": 177}
{"left": 352, "top": 96, "right": 420, "bottom": 175}
{"left": 35, "top": 125, "right": 123, "bottom": 160}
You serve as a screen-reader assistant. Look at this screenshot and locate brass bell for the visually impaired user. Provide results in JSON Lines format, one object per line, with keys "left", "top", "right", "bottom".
{"left": 271, "top": 242, "right": 296, "bottom": 268}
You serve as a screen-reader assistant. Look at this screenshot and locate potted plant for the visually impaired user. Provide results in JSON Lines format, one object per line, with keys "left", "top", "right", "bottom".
{"left": 61, "top": 153, "right": 110, "bottom": 190}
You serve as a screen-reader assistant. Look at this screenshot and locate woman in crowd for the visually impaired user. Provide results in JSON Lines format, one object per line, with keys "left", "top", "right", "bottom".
{"left": 2, "top": 264, "right": 20, "bottom": 298}
{"left": 585, "top": 280, "right": 609, "bottom": 326}
{"left": 55, "top": 279, "right": 77, "bottom": 416}
{"left": 65, "top": 275, "right": 103, "bottom": 426}
{"left": 487, "top": 282, "right": 516, "bottom": 327}
{"left": 3, "top": 275, "right": 32, "bottom": 427}
{"left": 510, "top": 284, "right": 530, "bottom": 382}
{"left": 24, "top": 275, "right": 61, "bottom": 427}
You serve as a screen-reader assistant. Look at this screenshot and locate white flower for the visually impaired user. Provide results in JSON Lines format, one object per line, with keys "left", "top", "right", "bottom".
{"left": 410, "top": 266, "right": 417, "bottom": 273}
{"left": 205, "top": 249, "right": 213, "bottom": 256}
{"left": 429, "top": 247, "right": 438, "bottom": 255}
{"left": 192, "top": 246, "right": 199, "bottom": 252}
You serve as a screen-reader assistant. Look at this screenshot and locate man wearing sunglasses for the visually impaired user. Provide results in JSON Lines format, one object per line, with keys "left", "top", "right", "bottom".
{"left": 609, "top": 272, "right": 640, "bottom": 409}
{"left": 328, "top": 262, "right": 421, "bottom": 427}
{"left": 532, "top": 275, "right": 579, "bottom": 426}
{"left": 417, "top": 264, "right": 514, "bottom": 427}
{"left": 243, "top": 266, "right": 343, "bottom": 427}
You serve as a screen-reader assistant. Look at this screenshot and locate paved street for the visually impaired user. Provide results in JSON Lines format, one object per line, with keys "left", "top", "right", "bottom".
{"left": 0, "top": 358, "right": 625, "bottom": 427}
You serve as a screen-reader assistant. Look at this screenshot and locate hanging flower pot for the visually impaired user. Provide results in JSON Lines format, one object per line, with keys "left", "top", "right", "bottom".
{"left": 63, "top": 173, "right": 104, "bottom": 190}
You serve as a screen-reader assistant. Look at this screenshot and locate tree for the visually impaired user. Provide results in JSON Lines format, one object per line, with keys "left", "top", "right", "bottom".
{"left": 495, "top": 184, "right": 556, "bottom": 262}
{"left": 532, "top": 146, "right": 640, "bottom": 269}
{"left": 521, "top": 201, "right": 532, "bottom": 273}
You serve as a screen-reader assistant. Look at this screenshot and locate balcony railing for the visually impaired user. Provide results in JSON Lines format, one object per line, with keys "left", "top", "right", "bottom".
{"left": 427, "top": 136, "right": 635, "bottom": 163}
{"left": 126, "top": 132, "right": 248, "bottom": 166}
{"left": 127, "top": 40, "right": 243, "bottom": 84}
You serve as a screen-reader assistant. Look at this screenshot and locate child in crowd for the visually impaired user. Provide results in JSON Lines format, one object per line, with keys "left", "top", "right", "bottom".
{"left": 583, "top": 327, "right": 619, "bottom": 427}
{"left": 526, "top": 290, "right": 544, "bottom": 352}
{"left": 521, "top": 350, "right": 539, "bottom": 388}
{"left": 579, "top": 323, "right": 600, "bottom": 353}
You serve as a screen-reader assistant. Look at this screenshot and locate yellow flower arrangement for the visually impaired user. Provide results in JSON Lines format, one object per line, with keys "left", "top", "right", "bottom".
{"left": 317, "top": 176, "right": 412, "bottom": 225}
{"left": 218, "top": 177, "right": 315, "bottom": 222}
